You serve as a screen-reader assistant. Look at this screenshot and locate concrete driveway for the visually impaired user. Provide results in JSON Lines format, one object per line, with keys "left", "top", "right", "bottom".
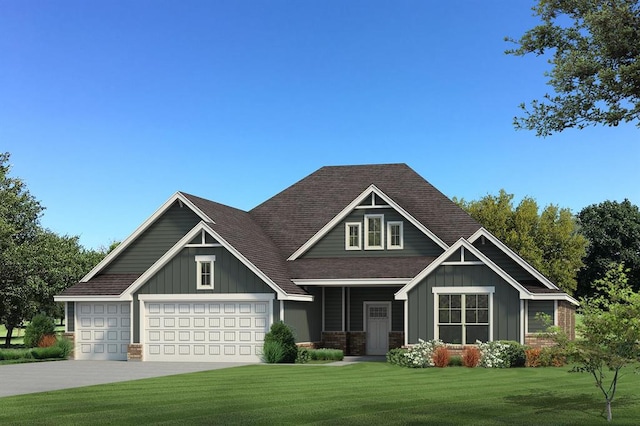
{"left": 0, "top": 360, "right": 251, "bottom": 398}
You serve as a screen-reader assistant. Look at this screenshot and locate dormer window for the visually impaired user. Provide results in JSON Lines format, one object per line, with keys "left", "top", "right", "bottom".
{"left": 364, "top": 214, "right": 384, "bottom": 250}
{"left": 195, "top": 255, "right": 216, "bottom": 290}
{"left": 387, "top": 221, "right": 403, "bottom": 249}
{"left": 345, "top": 222, "right": 361, "bottom": 250}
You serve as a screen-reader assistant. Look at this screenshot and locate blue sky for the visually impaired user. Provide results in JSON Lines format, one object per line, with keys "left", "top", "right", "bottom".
{"left": 1, "top": 1, "right": 638, "bottom": 250}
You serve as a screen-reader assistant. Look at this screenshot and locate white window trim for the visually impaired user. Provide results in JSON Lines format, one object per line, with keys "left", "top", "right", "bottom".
{"left": 387, "top": 221, "right": 403, "bottom": 250}
{"left": 364, "top": 214, "right": 384, "bottom": 250}
{"left": 345, "top": 222, "right": 362, "bottom": 250}
{"left": 432, "top": 286, "right": 494, "bottom": 343}
{"left": 195, "top": 255, "right": 216, "bottom": 290}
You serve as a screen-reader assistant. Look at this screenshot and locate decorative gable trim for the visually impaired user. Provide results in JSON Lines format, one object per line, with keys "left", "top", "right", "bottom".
{"left": 287, "top": 184, "right": 449, "bottom": 260}
{"left": 120, "top": 222, "right": 312, "bottom": 301}
{"left": 395, "top": 238, "right": 578, "bottom": 305}
{"left": 81, "top": 192, "right": 213, "bottom": 283}
{"left": 468, "top": 228, "right": 558, "bottom": 290}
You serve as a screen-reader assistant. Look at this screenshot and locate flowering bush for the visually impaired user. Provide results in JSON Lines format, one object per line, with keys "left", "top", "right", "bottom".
{"left": 403, "top": 339, "right": 445, "bottom": 368}
{"left": 477, "top": 340, "right": 510, "bottom": 368}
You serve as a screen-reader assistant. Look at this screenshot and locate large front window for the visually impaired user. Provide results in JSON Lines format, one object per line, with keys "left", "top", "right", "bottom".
{"left": 434, "top": 287, "right": 493, "bottom": 344}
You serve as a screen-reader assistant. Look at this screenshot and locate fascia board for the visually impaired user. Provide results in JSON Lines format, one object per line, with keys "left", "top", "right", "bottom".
{"left": 287, "top": 184, "right": 449, "bottom": 260}
{"left": 469, "top": 228, "right": 558, "bottom": 290}
{"left": 53, "top": 295, "right": 131, "bottom": 302}
{"left": 81, "top": 192, "right": 214, "bottom": 282}
{"left": 293, "top": 278, "right": 411, "bottom": 286}
{"left": 395, "top": 238, "right": 532, "bottom": 300}
{"left": 523, "top": 293, "right": 580, "bottom": 306}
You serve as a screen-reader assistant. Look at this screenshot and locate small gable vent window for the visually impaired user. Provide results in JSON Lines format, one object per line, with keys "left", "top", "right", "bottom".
{"left": 345, "top": 222, "right": 361, "bottom": 250}
{"left": 195, "top": 255, "right": 216, "bottom": 290}
{"left": 387, "top": 221, "right": 403, "bottom": 249}
{"left": 364, "top": 214, "right": 384, "bottom": 250}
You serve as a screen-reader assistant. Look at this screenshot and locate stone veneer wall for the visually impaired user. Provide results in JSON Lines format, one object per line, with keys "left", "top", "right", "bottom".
{"left": 321, "top": 331, "right": 405, "bottom": 355}
{"left": 127, "top": 343, "right": 143, "bottom": 361}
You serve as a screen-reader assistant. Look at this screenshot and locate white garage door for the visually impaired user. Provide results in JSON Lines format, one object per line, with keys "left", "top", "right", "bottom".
{"left": 76, "top": 302, "right": 131, "bottom": 360}
{"left": 144, "top": 300, "right": 270, "bottom": 362}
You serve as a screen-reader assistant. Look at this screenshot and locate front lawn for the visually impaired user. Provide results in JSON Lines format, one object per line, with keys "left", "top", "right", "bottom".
{"left": 1, "top": 362, "right": 639, "bottom": 424}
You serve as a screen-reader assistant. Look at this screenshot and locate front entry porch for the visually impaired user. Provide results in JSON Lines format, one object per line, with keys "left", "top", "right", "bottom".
{"left": 321, "top": 331, "right": 404, "bottom": 356}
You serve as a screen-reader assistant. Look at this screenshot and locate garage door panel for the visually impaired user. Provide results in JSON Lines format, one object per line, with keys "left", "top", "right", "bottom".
{"left": 76, "top": 302, "right": 130, "bottom": 361}
{"left": 144, "top": 300, "right": 270, "bottom": 362}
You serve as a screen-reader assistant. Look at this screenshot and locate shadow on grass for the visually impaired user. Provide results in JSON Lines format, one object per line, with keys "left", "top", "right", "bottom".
{"left": 504, "top": 391, "right": 638, "bottom": 422}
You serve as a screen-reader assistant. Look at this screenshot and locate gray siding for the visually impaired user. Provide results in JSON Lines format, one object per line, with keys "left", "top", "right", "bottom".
{"left": 407, "top": 264, "right": 520, "bottom": 343}
{"left": 303, "top": 208, "right": 444, "bottom": 258}
{"left": 528, "top": 301, "right": 554, "bottom": 332}
{"left": 348, "top": 287, "right": 403, "bottom": 331}
{"left": 284, "top": 287, "right": 323, "bottom": 342}
{"left": 67, "top": 302, "right": 74, "bottom": 332}
{"left": 324, "top": 287, "right": 343, "bottom": 331}
{"left": 472, "top": 239, "right": 535, "bottom": 282}
{"left": 136, "top": 247, "right": 273, "bottom": 295}
{"left": 104, "top": 203, "right": 202, "bottom": 274}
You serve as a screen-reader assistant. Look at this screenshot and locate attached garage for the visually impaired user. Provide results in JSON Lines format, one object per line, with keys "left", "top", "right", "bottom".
{"left": 75, "top": 302, "right": 131, "bottom": 360}
{"left": 140, "top": 295, "right": 273, "bottom": 362}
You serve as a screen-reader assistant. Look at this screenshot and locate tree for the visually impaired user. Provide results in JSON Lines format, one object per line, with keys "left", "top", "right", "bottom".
{"left": 576, "top": 199, "right": 640, "bottom": 297}
{"left": 506, "top": 0, "right": 640, "bottom": 136}
{"left": 456, "top": 190, "right": 587, "bottom": 294}
{"left": 0, "top": 152, "right": 43, "bottom": 346}
{"left": 571, "top": 263, "right": 640, "bottom": 422}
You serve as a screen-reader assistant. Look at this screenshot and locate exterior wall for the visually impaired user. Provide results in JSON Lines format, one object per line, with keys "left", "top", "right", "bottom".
{"left": 524, "top": 300, "right": 576, "bottom": 347}
{"left": 283, "top": 287, "right": 323, "bottom": 343}
{"left": 472, "top": 239, "right": 536, "bottom": 282}
{"left": 348, "top": 287, "right": 403, "bottom": 331}
{"left": 103, "top": 203, "right": 202, "bottom": 274}
{"left": 303, "top": 208, "right": 444, "bottom": 258}
{"left": 557, "top": 301, "right": 575, "bottom": 340}
{"left": 407, "top": 264, "right": 521, "bottom": 343}
{"left": 321, "top": 331, "right": 404, "bottom": 355}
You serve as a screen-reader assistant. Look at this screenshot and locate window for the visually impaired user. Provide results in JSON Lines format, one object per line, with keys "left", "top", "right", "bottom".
{"left": 195, "top": 255, "right": 216, "bottom": 289}
{"left": 345, "top": 222, "right": 361, "bottom": 250}
{"left": 364, "top": 214, "right": 384, "bottom": 249}
{"left": 433, "top": 287, "right": 494, "bottom": 344}
{"left": 387, "top": 221, "right": 403, "bottom": 249}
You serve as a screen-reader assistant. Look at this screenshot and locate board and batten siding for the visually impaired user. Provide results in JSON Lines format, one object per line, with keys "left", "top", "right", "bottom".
{"left": 103, "top": 203, "right": 202, "bottom": 274}
{"left": 407, "top": 264, "right": 520, "bottom": 343}
{"left": 283, "top": 287, "right": 323, "bottom": 343}
{"left": 472, "top": 239, "right": 535, "bottom": 282}
{"left": 303, "top": 209, "right": 444, "bottom": 258}
{"left": 348, "top": 287, "right": 404, "bottom": 331}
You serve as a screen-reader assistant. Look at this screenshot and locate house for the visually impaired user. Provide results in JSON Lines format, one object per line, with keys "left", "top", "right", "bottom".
{"left": 55, "top": 164, "right": 577, "bottom": 362}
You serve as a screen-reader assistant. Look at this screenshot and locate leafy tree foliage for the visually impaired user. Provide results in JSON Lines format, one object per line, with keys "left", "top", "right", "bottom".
{"left": 506, "top": 0, "right": 640, "bottom": 136}
{"left": 577, "top": 199, "right": 640, "bottom": 297}
{"left": 0, "top": 152, "right": 106, "bottom": 347}
{"left": 572, "top": 264, "right": 640, "bottom": 422}
{"left": 456, "top": 190, "right": 587, "bottom": 294}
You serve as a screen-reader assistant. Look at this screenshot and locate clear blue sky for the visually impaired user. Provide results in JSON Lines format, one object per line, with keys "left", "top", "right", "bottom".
{"left": 1, "top": 1, "right": 638, "bottom": 250}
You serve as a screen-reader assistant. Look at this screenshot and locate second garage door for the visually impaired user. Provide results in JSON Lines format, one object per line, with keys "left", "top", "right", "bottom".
{"left": 144, "top": 300, "right": 271, "bottom": 362}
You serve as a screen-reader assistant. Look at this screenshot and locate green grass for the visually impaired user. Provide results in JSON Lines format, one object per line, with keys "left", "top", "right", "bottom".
{"left": 1, "top": 363, "right": 639, "bottom": 424}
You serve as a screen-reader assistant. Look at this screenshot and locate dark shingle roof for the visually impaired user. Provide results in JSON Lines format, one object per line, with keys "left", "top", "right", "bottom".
{"left": 289, "top": 257, "right": 437, "bottom": 280}
{"left": 250, "top": 164, "right": 481, "bottom": 258}
{"left": 181, "top": 192, "right": 308, "bottom": 296}
{"left": 59, "top": 274, "right": 141, "bottom": 296}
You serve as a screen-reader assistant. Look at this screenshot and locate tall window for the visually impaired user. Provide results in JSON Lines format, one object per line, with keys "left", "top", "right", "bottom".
{"left": 387, "top": 221, "right": 403, "bottom": 249}
{"left": 435, "top": 288, "right": 492, "bottom": 344}
{"left": 195, "top": 255, "right": 216, "bottom": 290}
{"left": 364, "top": 214, "right": 384, "bottom": 249}
{"left": 345, "top": 222, "right": 361, "bottom": 250}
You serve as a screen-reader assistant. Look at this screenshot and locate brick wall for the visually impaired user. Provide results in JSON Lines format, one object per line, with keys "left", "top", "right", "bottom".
{"left": 389, "top": 332, "right": 404, "bottom": 350}
{"left": 127, "top": 344, "right": 143, "bottom": 361}
{"left": 321, "top": 331, "right": 347, "bottom": 352}
{"left": 557, "top": 300, "right": 576, "bottom": 340}
{"left": 348, "top": 332, "right": 366, "bottom": 355}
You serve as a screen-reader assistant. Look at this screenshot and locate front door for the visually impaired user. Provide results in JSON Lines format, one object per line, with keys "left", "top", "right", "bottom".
{"left": 365, "top": 303, "right": 390, "bottom": 355}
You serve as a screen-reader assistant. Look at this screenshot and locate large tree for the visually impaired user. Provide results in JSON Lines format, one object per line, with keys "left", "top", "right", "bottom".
{"left": 456, "top": 190, "right": 587, "bottom": 294}
{"left": 576, "top": 199, "right": 640, "bottom": 297}
{"left": 506, "top": 0, "right": 640, "bottom": 136}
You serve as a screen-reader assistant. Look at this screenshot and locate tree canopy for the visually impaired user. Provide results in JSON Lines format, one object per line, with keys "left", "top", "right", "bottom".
{"left": 577, "top": 199, "right": 640, "bottom": 297}
{"left": 455, "top": 190, "right": 587, "bottom": 294}
{"left": 506, "top": 0, "right": 640, "bottom": 136}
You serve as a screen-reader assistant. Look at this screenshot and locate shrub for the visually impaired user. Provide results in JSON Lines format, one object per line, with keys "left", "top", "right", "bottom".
{"left": 295, "top": 347, "right": 310, "bottom": 364}
{"left": 261, "top": 340, "right": 285, "bottom": 363}
{"left": 309, "top": 348, "right": 343, "bottom": 361}
{"left": 462, "top": 346, "right": 481, "bottom": 367}
{"left": 38, "top": 334, "right": 57, "bottom": 348}
{"left": 432, "top": 346, "right": 450, "bottom": 368}
{"left": 525, "top": 348, "right": 541, "bottom": 367}
{"left": 525, "top": 347, "right": 567, "bottom": 367}
{"left": 404, "top": 339, "right": 445, "bottom": 368}
{"left": 477, "top": 341, "right": 509, "bottom": 368}
{"left": 24, "top": 314, "right": 56, "bottom": 348}
{"left": 0, "top": 349, "right": 33, "bottom": 361}
{"left": 30, "top": 346, "right": 64, "bottom": 360}
{"left": 386, "top": 348, "right": 410, "bottom": 367}
{"left": 448, "top": 355, "right": 463, "bottom": 367}
{"left": 55, "top": 337, "right": 73, "bottom": 358}
{"left": 263, "top": 322, "right": 297, "bottom": 363}
{"left": 497, "top": 340, "right": 526, "bottom": 367}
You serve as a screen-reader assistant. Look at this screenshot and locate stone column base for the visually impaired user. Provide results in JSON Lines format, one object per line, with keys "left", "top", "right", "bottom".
{"left": 127, "top": 344, "right": 143, "bottom": 361}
